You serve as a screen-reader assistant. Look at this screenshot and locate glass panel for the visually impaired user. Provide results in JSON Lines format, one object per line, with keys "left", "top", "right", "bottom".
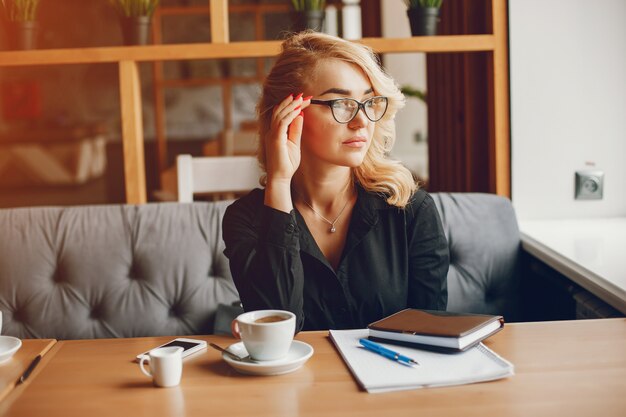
{"left": 2, "top": 0, "right": 296, "bottom": 50}
{"left": 229, "top": 13, "right": 256, "bottom": 42}
{"left": 228, "top": 58, "right": 259, "bottom": 78}
{"left": 161, "top": 58, "right": 260, "bottom": 81}
{"left": 231, "top": 83, "right": 262, "bottom": 132}
{"left": 382, "top": 53, "right": 429, "bottom": 182}
{"left": 264, "top": 12, "right": 292, "bottom": 40}
{"left": 0, "top": 64, "right": 123, "bottom": 207}
{"left": 161, "top": 0, "right": 208, "bottom": 6}
{"left": 4, "top": 0, "right": 124, "bottom": 49}
{"left": 163, "top": 60, "right": 221, "bottom": 80}
{"left": 264, "top": 57, "right": 277, "bottom": 75}
{"left": 162, "top": 85, "right": 224, "bottom": 141}
{"left": 161, "top": 14, "right": 211, "bottom": 44}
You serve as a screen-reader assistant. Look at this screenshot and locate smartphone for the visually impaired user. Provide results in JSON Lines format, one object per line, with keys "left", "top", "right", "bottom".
{"left": 135, "top": 338, "right": 207, "bottom": 362}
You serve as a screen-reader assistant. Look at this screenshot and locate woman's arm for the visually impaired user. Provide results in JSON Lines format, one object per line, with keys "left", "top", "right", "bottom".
{"left": 223, "top": 94, "right": 313, "bottom": 330}
{"left": 223, "top": 191, "right": 306, "bottom": 331}
{"left": 263, "top": 93, "right": 311, "bottom": 213}
{"left": 406, "top": 192, "right": 450, "bottom": 310}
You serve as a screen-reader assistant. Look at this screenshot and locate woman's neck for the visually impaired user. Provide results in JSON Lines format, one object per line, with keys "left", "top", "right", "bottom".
{"left": 292, "top": 166, "right": 354, "bottom": 211}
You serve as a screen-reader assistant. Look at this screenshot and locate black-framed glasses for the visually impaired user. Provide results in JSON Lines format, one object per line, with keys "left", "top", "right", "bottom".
{"left": 309, "top": 96, "right": 389, "bottom": 124}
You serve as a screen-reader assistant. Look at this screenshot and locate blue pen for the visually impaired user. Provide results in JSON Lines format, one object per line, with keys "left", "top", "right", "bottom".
{"left": 359, "top": 338, "right": 420, "bottom": 366}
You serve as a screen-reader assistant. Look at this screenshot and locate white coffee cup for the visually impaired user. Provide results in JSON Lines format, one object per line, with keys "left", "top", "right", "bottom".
{"left": 231, "top": 310, "right": 296, "bottom": 361}
{"left": 139, "top": 346, "right": 183, "bottom": 387}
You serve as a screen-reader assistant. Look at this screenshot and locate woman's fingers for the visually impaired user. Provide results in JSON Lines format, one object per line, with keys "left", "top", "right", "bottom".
{"left": 271, "top": 93, "right": 299, "bottom": 122}
{"left": 287, "top": 112, "right": 303, "bottom": 147}
{"left": 270, "top": 100, "right": 310, "bottom": 142}
{"left": 272, "top": 93, "right": 311, "bottom": 124}
{"left": 272, "top": 93, "right": 295, "bottom": 119}
{"left": 264, "top": 94, "right": 310, "bottom": 181}
{"left": 282, "top": 100, "right": 310, "bottom": 126}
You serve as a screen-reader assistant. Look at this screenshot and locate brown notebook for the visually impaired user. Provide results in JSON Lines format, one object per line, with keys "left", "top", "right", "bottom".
{"left": 368, "top": 309, "right": 504, "bottom": 353}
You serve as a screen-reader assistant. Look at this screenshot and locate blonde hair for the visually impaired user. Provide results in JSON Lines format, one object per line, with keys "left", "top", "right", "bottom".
{"left": 257, "top": 31, "right": 417, "bottom": 208}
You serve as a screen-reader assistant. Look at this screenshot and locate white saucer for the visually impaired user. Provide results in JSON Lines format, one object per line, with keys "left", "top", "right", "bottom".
{"left": 222, "top": 341, "right": 314, "bottom": 376}
{"left": 0, "top": 336, "right": 22, "bottom": 364}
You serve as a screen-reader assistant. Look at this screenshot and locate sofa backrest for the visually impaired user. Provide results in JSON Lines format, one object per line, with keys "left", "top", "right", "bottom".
{"left": 0, "top": 202, "right": 239, "bottom": 339}
{"left": 432, "top": 193, "right": 521, "bottom": 321}
{"left": 0, "top": 193, "right": 522, "bottom": 340}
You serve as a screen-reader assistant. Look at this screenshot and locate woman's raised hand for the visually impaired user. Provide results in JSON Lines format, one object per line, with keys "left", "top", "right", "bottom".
{"left": 265, "top": 93, "right": 312, "bottom": 184}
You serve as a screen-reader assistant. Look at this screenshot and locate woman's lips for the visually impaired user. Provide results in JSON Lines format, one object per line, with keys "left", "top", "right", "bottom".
{"left": 343, "top": 137, "right": 367, "bottom": 148}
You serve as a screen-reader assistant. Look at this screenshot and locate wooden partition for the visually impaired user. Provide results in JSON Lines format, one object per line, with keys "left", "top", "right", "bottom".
{"left": 0, "top": 0, "right": 510, "bottom": 204}
{"left": 426, "top": 0, "right": 510, "bottom": 195}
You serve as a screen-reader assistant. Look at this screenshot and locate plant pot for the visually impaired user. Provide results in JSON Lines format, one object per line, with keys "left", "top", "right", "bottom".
{"left": 7, "top": 21, "right": 39, "bottom": 50}
{"left": 120, "top": 16, "right": 152, "bottom": 46}
{"left": 290, "top": 11, "right": 325, "bottom": 33}
{"left": 407, "top": 7, "right": 440, "bottom": 36}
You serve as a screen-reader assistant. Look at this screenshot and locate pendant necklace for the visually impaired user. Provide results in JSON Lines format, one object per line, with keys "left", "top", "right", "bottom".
{"left": 293, "top": 183, "right": 353, "bottom": 233}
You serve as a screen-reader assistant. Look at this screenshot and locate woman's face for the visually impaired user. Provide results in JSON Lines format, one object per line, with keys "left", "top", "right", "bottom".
{"left": 300, "top": 59, "right": 377, "bottom": 169}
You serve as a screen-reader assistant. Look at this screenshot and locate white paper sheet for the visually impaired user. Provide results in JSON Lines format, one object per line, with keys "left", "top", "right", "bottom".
{"left": 329, "top": 329, "right": 514, "bottom": 393}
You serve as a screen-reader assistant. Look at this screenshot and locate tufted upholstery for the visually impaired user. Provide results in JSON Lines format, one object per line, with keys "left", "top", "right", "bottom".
{"left": 0, "top": 193, "right": 522, "bottom": 340}
{"left": 0, "top": 202, "right": 239, "bottom": 339}
{"left": 432, "top": 193, "right": 522, "bottom": 321}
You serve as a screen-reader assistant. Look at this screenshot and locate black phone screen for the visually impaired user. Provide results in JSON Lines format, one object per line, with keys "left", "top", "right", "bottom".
{"left": 159, "top": 340, "right": 200, "bottom": 351}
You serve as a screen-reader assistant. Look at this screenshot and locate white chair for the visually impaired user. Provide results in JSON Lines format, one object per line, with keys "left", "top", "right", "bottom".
{"left": 176, "top": 155, "right": 262, "bottom": 202}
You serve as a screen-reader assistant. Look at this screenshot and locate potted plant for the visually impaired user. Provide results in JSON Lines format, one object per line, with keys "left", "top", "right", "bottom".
{"left": 1, "top": 0, "right": 41, "bottom": 50}
{"left": 401, "top": 85, "right": 427, "bottom": 104}
{"left": 401, "top": 85, "right": 428, "bottom": 143}
{"left": 404, "top": 0, "right": 442, "bottom": 37}
{"left": 109, "top": 0, "right": 159, "bottom": 46}
{"left": 290, "top": 0, "right": 326, "bottom": 33}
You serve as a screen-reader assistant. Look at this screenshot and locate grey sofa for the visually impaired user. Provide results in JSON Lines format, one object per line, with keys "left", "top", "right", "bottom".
{"left": 0, "top": 193, "right": 521, "bottom": 340}
{"left": 432, "top": 193, "right": 521, "bottom": 320}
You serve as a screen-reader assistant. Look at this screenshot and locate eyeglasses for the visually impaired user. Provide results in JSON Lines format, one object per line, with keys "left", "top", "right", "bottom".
{"left": 309, "top": 96, "right": 389, "bottom": 124}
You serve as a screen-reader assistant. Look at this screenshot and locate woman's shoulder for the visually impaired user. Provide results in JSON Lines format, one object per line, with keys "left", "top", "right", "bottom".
{"left": 359, "top": 187, "right": 436, "bottom": 225}
{"left": 359, "top": 186, "right": 432, "bottom": 213}
{"left": 407, "top": 188, "right": 431, "bottom": 208}
{"left": 404, "top": 188, "right": 438, "bottom": 220}
{"left": 224, "top": 188, "right": 265, "bottom": 218}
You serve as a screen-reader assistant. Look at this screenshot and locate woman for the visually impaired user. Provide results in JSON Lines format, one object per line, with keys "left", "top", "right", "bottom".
{"left": 223, "top": 31, "right": 449, "bottom": 331}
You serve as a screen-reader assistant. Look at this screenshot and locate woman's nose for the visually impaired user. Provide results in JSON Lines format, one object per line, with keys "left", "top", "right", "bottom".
{"left": 348, "top": 107, "right": 368, "bottom": 128}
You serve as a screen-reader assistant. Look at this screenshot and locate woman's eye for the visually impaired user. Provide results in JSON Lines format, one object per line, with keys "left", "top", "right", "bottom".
{"left": 342, "top": 101, "right": 357, "bottom": 109}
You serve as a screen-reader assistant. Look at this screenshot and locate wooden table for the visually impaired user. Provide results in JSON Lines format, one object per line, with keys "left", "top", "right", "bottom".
{"left": 0, "top": 339, "right": 56, "bottom": 403}
{"left": 1, "top": 319, "right": 625, "bottom": 417}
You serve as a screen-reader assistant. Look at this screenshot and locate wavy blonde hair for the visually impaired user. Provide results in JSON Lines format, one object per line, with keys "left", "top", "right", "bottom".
{"left": 257, "top": 31, "right": 417, "bottom": 208}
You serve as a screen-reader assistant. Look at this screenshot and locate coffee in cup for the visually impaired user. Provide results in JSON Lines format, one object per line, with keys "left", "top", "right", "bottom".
{"left": 254, "top": 315, "right": 288, "bottom": 324}
{"left": 231, "top": 310, "right": 296, "bottom": 361}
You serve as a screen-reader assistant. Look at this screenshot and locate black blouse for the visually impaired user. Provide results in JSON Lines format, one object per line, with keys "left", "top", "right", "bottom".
{"left": 222, "top": 186, "right": 449, "bottom": 331}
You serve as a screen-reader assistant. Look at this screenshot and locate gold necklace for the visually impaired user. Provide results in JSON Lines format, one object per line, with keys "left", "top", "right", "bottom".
{"left": 293, "top": 183, "right": 353, "bottom": 233}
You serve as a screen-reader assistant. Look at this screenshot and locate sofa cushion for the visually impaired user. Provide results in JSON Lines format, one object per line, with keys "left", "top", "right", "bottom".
{"left": 0, "top": 202, "right": 239, "bottom": 339}
{"left": 432, "top": 193, "right": 522, "bottom": 321}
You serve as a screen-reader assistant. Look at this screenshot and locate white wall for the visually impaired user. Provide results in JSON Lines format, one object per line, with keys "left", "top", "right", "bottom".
{"left": 510, "top": 0, "right": 626, "bottom": 220}
{"left": 380, "top": 1, "right": 429, "bottom": 180}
